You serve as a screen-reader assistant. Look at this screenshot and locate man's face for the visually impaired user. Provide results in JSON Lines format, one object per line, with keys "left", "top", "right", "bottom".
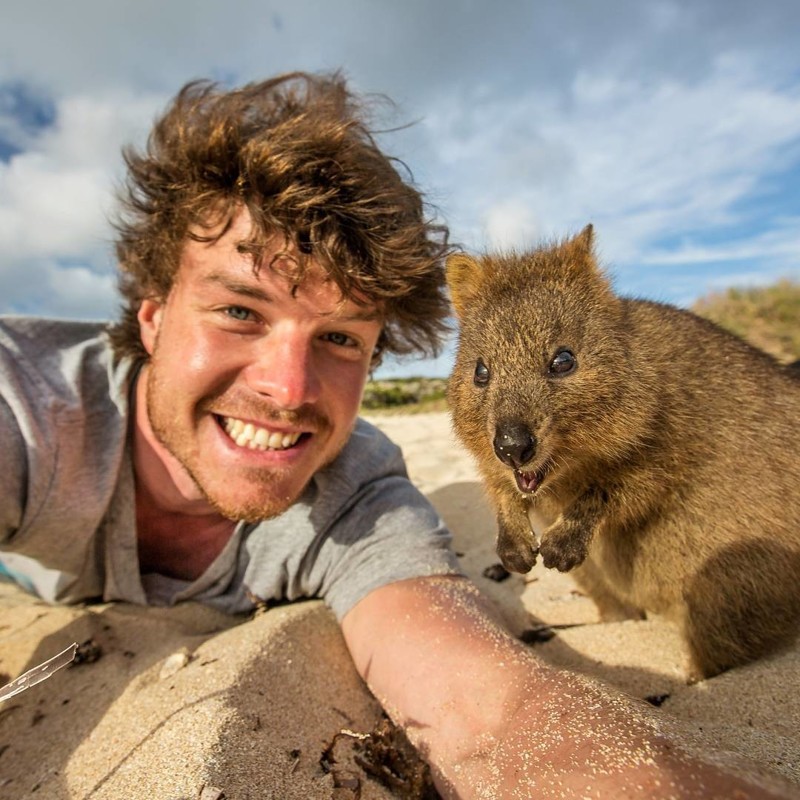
{"left": 136, "top": 209, "right": 383, "bottom": 522}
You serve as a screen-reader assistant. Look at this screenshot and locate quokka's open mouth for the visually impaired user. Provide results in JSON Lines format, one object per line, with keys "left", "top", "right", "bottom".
{"left": 514, "top": 461, "right": 551, "bottom": 494}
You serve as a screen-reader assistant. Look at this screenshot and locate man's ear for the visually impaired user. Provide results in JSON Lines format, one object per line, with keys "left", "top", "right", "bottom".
{"left": 137, "top": 298, "right": 164, "bottom": 356}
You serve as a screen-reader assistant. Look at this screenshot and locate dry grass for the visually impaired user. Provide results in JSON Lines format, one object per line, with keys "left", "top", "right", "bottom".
{"left": 692, "top": 278, "right": 800, "bottom": 363}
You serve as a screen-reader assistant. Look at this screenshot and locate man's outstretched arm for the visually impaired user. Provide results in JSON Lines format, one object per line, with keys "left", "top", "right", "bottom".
{"left": 342, "top": 575, "right": 793, "bottom": 800}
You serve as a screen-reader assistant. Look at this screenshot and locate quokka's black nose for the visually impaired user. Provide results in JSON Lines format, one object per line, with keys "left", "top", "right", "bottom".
{"left": 493, "top": 422, "right": 537, "bottom": 468}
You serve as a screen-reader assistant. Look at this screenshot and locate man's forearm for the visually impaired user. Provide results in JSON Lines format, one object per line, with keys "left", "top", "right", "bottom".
{"left": 343, "top": 576, "right": 796, "bottom": 800}
{"left": 439, "top": 659, "right": 792, "bottom": 799}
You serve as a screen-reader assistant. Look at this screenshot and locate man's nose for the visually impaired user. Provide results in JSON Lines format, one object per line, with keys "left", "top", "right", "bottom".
{"left": 245, "top": 331, "right": 321, "bottom": 410}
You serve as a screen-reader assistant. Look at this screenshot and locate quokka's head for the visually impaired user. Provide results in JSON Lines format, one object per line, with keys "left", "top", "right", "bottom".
{"left": 446, "top": 225, "right": 639, "bottom": 496}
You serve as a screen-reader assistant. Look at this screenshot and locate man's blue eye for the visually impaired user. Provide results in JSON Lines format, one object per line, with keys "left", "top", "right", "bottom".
{"left": 226, "top": 306, "right": 251, "bottom": 321}
{"left": 326, "top": 332, "right": 353, "bottom": 347}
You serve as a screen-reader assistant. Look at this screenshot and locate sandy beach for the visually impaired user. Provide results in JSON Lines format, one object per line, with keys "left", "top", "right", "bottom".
{"left": 0, "top": 411, "right": 798, "bottom": 799}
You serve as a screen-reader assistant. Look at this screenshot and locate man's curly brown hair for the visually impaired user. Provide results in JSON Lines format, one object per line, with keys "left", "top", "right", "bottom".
{"left": 109, "top": 70, "right": 453, "bottom": 366}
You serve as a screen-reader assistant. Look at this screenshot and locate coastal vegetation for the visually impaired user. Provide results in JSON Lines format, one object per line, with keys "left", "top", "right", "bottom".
{"left": 692, "top": 278, "right": 800, "bottom": 364}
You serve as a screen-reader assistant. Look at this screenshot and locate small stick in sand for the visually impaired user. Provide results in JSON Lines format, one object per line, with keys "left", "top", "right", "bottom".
{"left": 0, "top": 643, "right": 78, "bottom": 703}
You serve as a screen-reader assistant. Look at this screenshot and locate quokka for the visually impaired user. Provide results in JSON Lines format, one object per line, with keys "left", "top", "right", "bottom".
{"left": 446, "top": 225, "right": 800, "bottom": 679}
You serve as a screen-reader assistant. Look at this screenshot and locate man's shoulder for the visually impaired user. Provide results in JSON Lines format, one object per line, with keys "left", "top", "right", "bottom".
{"left": 281, "top": 418, "right": 409, "bottom": 523}
{"left": 0, "top": 316, "right": 132, "bottom": 413}
{"left": 328, "top": 417, "right": 407, "bottom": 486}
{"left": 0, "top": 316, "right": 111, "bottom": 355}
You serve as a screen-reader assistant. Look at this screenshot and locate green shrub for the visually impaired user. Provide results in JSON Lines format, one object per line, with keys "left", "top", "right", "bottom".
{"left": 361, "top": 378, "right": 448, "bottom": 413}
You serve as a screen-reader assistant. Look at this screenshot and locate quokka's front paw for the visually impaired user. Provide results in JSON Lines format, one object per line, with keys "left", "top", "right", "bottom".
{"left": 497, "top": 539, "right": 538, "bottom": 573}
{"left": 539, "top": 528, "right": 590, "bottom": 572}
{"left": 496, "top": 520, "right": 538, "bottom": 573}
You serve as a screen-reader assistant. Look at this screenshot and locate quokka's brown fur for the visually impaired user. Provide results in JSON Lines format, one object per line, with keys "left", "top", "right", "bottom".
{"left": 446, "top": 225, "right": 800, "bottom": 679}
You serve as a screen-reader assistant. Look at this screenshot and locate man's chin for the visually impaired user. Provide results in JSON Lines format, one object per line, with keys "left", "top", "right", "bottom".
{"left": 203, "top": 494, "right": 289, "bottom": 524}
{"left": 180, "top": 435, "right": 347, "bottom": 523}
{"left": 201, "top": 479, "right": 311, "bottom": 524}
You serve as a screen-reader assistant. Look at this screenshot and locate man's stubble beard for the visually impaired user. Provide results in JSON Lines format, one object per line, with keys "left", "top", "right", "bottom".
{"left": 143, "top": 358, "right": 348, "bottom": 524}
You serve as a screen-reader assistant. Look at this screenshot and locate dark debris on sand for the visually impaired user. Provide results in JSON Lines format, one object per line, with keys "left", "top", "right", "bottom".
{"left": 320, "top": 715, "right": 441, "bottom": 799}
{"left": 482, "top": 563, "right": 511, "bottom": 582}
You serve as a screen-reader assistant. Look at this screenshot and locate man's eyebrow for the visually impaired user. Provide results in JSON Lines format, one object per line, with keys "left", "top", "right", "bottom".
{"left": 333, "top": 308, "right": 383, "bottom": 323}
{"left": 201, "top": 272, "right": 382, "bottom": 322}
{"left": 202, "top": 273, "right": 272, "bottom": 302}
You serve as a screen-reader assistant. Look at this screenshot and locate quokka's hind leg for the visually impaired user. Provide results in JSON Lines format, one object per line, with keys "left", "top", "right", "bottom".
{"left": 571, "top": 560, "right": 646, "bottom": 622}
{"left": 683, "top": 539, "right": 800, "bottom": 679}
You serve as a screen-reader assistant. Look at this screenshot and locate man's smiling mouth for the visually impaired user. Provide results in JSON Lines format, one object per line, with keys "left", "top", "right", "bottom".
{"left": 220, "top": 416, "right": 304, "bottom": 451}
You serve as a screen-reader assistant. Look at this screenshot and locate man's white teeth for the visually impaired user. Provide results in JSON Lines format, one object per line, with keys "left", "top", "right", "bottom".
{"left": 222, "top": 417, "right": 302, "bottom": 451}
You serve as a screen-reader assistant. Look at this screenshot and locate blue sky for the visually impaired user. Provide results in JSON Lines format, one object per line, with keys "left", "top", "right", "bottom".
{"left": 1, "top": 0, "right": 799, "bottom": 378}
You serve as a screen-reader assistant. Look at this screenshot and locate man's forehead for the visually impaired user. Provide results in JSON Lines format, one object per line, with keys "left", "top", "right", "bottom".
{"left": 196, "top": 266, "right": 380, "bottom": 320}
{"left": 181, "top": 209, "right": 382, "bottom": 318}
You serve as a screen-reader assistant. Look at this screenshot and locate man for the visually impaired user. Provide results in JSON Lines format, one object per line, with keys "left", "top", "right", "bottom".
{"left": 0, "top": 72, "right": 791, "bottom": 798}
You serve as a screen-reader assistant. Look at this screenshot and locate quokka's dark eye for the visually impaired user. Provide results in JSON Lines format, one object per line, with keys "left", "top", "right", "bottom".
{"left": 549, "top": 349, "right": 577, "bottom": 375}
{"left": 473, "top": 358, "right": 490, "bottom": 386}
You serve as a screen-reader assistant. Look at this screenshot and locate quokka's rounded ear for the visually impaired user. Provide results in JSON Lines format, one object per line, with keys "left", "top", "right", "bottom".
{"left": 574, "top": 223, "right": 594, "bottom": 251}
{"left": 564, "top": 223, "right": 614, "bottom": 291}
{"left": 446, "top": 253, "right": 483, "bottom": 317}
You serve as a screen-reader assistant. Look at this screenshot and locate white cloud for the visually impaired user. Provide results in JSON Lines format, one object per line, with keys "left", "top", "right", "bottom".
{"left": 0, "top": 155, "right": 110, "bottom": 256}
{"left": 0, "top": 255, "right": 118, "bottom": 319}
{"left": 644, "top": 217, "right": 800, "bottom": 266}
{"left": 42, "top": 262, "right": 118, "bottom": 319}
{"left": 0, "top": 89, "right": 164, "bottom": 317}
{"left": 425, "top": 50, "right": 800, "bottom": 277}
{"left": 0, "top": 90, "right": 161, "bottom": 256}
{"left": 483, "top": 202, "right": 545, "bottom": 252}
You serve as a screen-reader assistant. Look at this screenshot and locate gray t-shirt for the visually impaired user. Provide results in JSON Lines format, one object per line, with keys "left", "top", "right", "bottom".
{"left": 0, "top": 317, "right": 461, "bottom": 620}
